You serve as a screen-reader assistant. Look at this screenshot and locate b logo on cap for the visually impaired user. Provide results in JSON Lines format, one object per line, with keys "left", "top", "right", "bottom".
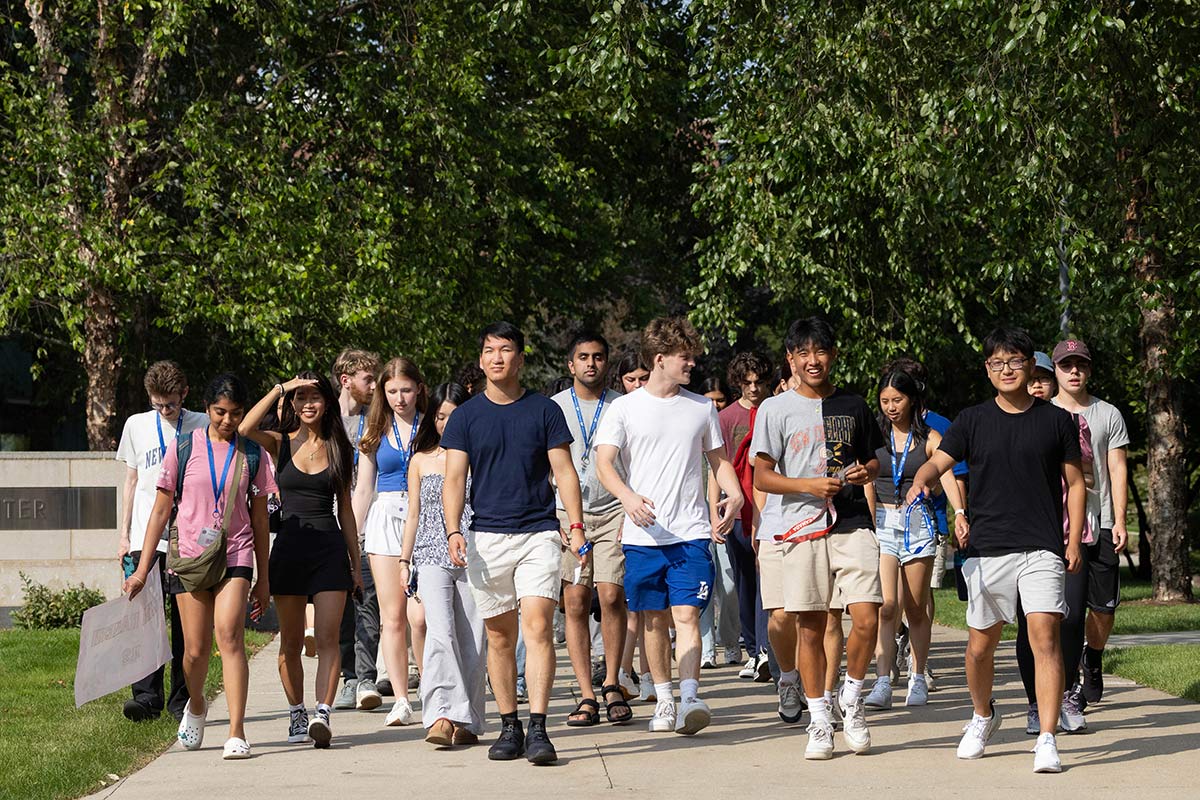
{"left": 1067, "top": 341, "right": 1079, "bottom": 351}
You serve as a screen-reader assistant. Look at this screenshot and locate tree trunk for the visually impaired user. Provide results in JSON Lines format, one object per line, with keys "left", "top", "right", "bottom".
{"left": 1128, "top": 188, "right": 1192, "bottom": 601}
{"left": 84, "top": 285, "right": 122, "bottom": 450}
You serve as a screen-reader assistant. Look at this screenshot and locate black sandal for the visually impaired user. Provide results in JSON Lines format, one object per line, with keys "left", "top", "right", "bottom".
{"left": 602, "top": 685, "right": 633, "bottom": 725}
{"left": 566, "top": 698, "right": 600, "bottom": 727}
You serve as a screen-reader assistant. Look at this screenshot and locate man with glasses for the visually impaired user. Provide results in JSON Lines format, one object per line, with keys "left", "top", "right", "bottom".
{"left": 908, "top": 327, "right": 1086, "bottom": 773}
{"left": 1051, "top": 339, "right": 1130, "bottom": 710}
{"left": 115, "top": 360, "right": 208, "bottom": 722}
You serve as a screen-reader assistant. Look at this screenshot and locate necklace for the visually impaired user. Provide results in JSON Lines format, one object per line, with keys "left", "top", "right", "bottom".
{"left": 300, "top": 435, "right": 323, "bottom": 461}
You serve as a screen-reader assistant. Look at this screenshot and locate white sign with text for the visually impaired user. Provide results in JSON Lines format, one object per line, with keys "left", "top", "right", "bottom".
{"left": 74, "top": 576, "right": 171, "bottom": 708}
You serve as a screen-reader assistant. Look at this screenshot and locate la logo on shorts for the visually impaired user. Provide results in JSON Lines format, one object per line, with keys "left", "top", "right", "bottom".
{"left": 697, "top": 581, "right": 711, "bottom": 601}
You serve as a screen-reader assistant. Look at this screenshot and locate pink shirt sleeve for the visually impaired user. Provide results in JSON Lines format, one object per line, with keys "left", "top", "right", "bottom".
{"left": 155, "top": 436, "right": 180, "bottom": 497}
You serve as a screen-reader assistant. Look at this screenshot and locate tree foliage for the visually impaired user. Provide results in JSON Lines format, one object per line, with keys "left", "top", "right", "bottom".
{"left": 1, "top": 0, "right": 700, "bottom": 444}
{"left": 687, "top": 0, "right": 1199, "bottom": 598}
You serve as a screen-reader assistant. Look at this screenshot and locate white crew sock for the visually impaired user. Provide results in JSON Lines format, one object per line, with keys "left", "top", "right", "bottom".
{"left": 841, "top": 675, "right": 864, "bottom": 706}
{"left": 680, "top": 678, "right": 699, "bottom": 703}
{"left": 316, "top": 702, "right": 332, "bottom": 715}
{"left": 289, "top": 702, "right": 305, "bottom": 712}
{"left": 807, "top": 696, "right": 829, "bottom": 725}
{"left": 655, "top": 682, "right": 673, "bottom": 703}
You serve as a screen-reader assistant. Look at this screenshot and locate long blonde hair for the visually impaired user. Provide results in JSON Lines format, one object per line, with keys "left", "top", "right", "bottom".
{"left": 358, "top": 357, "right": 427, "bottom": 455}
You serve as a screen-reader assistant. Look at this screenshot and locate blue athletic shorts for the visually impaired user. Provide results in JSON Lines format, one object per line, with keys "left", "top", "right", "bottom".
{"left": 623, "top": 540, "right": 715, "bottom": 612}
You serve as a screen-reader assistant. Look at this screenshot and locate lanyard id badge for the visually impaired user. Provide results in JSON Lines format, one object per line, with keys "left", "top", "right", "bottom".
{"left": 206, "top": 432, "right": 237, "bottom": 523}
{"left": 570, "top": 388, "right": 607, "bottom": 471}
{"left": 391, "top": 412, "right": 420, "bottom": 483}
{"left": 156, "top": 412, "right": 184, "bottom": 459}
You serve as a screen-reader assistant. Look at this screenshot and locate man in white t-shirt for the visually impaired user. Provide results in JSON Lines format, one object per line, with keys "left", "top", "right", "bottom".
{"left": 596, "top": 317, "right": 743, "bottom": 736}
{"left": 115, "top": 360, "right": 207, "bottom": 722}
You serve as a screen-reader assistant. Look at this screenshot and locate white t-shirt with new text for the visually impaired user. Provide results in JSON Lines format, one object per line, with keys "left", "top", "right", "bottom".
{"left": 593, "top": 387, "right": 723, "bottom": 547}
{"left": 115, "top": 409, "right": 208, "bottom": 552}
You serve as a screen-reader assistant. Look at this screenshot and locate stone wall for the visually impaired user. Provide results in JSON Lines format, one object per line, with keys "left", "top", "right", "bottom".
{"left": 0, "top": 452, "right": 125, "bottom": 605}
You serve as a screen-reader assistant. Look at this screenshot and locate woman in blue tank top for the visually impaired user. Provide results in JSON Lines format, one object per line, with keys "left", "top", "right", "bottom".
{"left": 351, "top": 357, "right": 427, "bottom": 727}
{"left": 862, "top": 369, "right": 965, "bottom": 711}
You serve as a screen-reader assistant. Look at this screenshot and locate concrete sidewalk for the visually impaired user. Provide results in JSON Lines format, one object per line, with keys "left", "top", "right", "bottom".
{"left": 86, "top": 625, "right": 1199, "bottom": 800}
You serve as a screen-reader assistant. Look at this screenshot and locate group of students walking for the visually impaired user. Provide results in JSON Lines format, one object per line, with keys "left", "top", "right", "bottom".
{"left": 117, "top": 314, "right": 1129, "bottom": 775}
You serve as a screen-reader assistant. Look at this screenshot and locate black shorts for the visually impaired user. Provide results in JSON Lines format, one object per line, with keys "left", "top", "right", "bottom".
{"left": 166, "top": 565, "right": 254, "bottom": 595}
{"left": 1086, "top": 528, "right": 1121, "bottom": 614}
{"left": 268, "top": 517, "right": 353, "bottom": 597}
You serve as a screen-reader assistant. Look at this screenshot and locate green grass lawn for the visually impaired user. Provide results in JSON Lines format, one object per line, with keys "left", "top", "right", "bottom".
{"left": 1105, "top": 644, "right": 1200, "bottom": 702}
{"left": 0, "top": 627, "right": 274, "bottom": 800}
{"left": 932, "top": 576, "right": 1200, "bottom": 638}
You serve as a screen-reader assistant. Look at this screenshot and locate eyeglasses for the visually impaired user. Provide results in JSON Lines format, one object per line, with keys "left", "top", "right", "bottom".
{"left": 150, "top": 401, "right": 180, "bottom": 412}
{"left": 1028, "top": 376, "right": 1054, "bottom": 385}
{"left": 985, "top": 357, "right": 1027, "bottom": 373}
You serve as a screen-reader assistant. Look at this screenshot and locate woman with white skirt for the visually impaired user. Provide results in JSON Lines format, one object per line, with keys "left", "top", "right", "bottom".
{"left": 399, "top": 382, "right": 486, "bottom": 747}
{"left": 352, "top": 356, "right": 427, "bottom": 726}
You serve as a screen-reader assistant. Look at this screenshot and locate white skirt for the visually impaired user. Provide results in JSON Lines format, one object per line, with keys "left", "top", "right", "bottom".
{"left": 363, "top": 491, "right": 409, "bottom": 556}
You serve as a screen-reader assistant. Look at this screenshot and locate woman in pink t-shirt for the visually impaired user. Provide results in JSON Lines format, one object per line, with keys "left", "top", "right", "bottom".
{"left": 124, "top": 373, "right": 276, "bottom": 760}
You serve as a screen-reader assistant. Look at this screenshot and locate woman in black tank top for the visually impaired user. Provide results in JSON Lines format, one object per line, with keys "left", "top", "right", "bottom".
{"left": 240, "top": 371, "right": 362, "bottom": 749}
{"left": 861, "top": 369, "right": 966, "bottom": 711}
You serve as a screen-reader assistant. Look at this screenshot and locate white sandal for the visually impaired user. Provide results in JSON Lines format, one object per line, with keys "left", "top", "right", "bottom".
{"left": 222, "top": 737, "right": 252, "bottom": 760}
{"left": 177, "top": 701, "right": 207, "bottom": 751}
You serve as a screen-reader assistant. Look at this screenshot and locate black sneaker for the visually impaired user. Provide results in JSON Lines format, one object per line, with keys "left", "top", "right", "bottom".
{"left": 122, "top": 699, "right": 160, "bottom": 723}
{"left": 287, "top": 708, "right": 310, "bottom": 743}
{"left": 487, "top": 717, "right": 525, "bottom": 761}
{"left": 591, "top": 661, "right": 606, "bottom": 688}
{"left": 1081, "top": 653, "right": 1104, "bottom": 705}
{"left": 308, "top": 708, "right": 332, "bottom": 749}
{"left": 524, "top": 722, "right": 558, "bottom": 765}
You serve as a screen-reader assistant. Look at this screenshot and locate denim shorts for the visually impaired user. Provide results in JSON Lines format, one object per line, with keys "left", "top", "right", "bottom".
{"left": 875, "top": 506, "right": 936, "bottom": 564}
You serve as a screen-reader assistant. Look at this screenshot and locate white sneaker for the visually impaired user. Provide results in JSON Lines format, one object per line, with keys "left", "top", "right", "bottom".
{"left": 618, "top": 669, "right": 638, "bottom": 700}
{"left": 724, "top": 649, "right": 742, "bottom": 666}
{"left": 700, "top": 656, "right": 717, "bottom": 670}
{"left": 957, "top": 701, "right": 1001, "bottom": 759}
{"left": 804, "top": 720, "right": 835, "bottom": 760}
{"left": 675, "top": 698, "right": 712, "bottom": 735}
{"left": 864, "top": 678, "right": 893, "bottom": 709}
{"left": 829, "top": 694, "right": 843, "bottom": 729}
{"left": 738, "top": 654, "right": 760, "bottom": 680}
{"left": 842, "top": 697, "right": 871, "bottom": 754}
{"left": 1032, "top": 732, "right": 1062, "bottom": 773}
{"left": 385, "top": 698, "right": 414, "bottom": 726}
{"left": 638, "top": 672, "right": 657, "bottom": 703}
{"left": 778, "top": 681, "right": 804, "bottom": 724}
{"left": 356, "top": 679, "right": 383, "bottom": 711}
{"left": 906, "top": 674, "right": 929, "bottom": 706}
{"left": 648, "top": 699, "right": 676, "bottom": 732}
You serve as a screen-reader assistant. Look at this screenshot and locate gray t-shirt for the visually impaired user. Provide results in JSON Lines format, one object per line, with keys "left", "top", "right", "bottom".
{"left": 552, "top": 388, "right": 621, "bottom": 515}
{"left": 748, "top": 390, "right": 834, "bottom": 542}
{"left": 1055, "top": 397, "right": 1129, "bottom": 529}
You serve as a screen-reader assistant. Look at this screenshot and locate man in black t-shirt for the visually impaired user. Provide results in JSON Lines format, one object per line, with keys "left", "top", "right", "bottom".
{"left": 909, "top": 327, "right": 1085, "bottom": 774}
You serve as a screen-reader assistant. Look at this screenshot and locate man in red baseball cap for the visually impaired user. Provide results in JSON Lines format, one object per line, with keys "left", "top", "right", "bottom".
{"left": 1051, "top": 338, "right": 1130, "bottom": 717}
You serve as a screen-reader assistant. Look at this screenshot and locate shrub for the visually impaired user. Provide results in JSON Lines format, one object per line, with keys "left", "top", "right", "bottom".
{"left": 11, "top": 573, "right": 106, "bottom": 630}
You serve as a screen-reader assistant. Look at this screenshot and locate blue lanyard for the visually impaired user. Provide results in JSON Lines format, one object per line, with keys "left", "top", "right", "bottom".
{"left": 570, "top": 388, "right": 606, "bottom": 465}
{"left": 890, "top": 427, "right": 914, "bottom": 503}
{"left": 903, "top": 492, "right": 937, "bottom": 554}
{"left": 353, "top": 414, "right": 365, "bottom": 467}
{"left": 205, "top": 431, "right": 237, "bottom": 520}
{"left": 156, "top": 413, "right": 183, "bottom": 459}
{"left": 390, "top": 412, "right": 420, "bottom": 484}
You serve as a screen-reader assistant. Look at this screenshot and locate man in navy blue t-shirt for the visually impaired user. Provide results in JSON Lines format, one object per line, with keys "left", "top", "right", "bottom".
{"left": 442, "top": 321, "right": 587, "bottom": 766}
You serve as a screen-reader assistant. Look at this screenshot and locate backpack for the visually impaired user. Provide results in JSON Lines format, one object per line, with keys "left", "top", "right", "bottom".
{"left": 170, "top": 432, "right": 262, "bottom": 521}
